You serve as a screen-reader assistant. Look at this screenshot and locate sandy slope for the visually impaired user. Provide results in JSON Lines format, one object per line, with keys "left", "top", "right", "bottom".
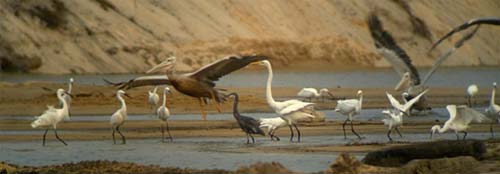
{"left": 0, "top": 0, "right": 499, "bottom": 74}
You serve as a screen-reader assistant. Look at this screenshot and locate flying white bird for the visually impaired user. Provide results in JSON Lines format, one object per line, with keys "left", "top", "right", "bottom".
{"left": 485, "top": 82, "right": 500, "bottom": 137}
{"left": 148, "top": 86, "right": 160, "bottom": 111}
{"left": 297, "top": 88, "right": 319, "bottom": 102}
{"left": 335, "top": 90, "right": 363, "bottom": 140}
{"left": 386, "top": 89, "right": 429, "bottom": 116}
{"left": 381, "top": 109, "right": 403, "bottom": 141}
{"left": 31, "top": 88, "right": 71, "bottom": 146}
{"left": 466, "top": 84, "right": 479, "bottom": 107}
{"left": 157, "top": 87, "right": 172, "bottom": 142}
{"left": 430, "top": 105, "right": 487, "bottom": 140}
{"left": 258, "top": 60, "right": 316, "bottom": 142}
{"left": 110, "top": 90, "right": 131, "bottom": 144}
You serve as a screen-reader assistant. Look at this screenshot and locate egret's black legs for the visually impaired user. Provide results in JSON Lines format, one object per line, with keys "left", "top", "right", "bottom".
{"left": 54, "top": 129, "right": 67, "bottom": 146}
{"left": 42, "top": 128, "right": 49, "bottom": 146}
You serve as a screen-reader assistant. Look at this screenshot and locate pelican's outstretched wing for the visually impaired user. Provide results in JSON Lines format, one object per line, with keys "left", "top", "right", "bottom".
{"left": 104, "top": 75, "right": 170, "bottom": 89}
{"left": 447, "top": 105, "right": 488, "bottom": 126}
{"left": 189, "top": 55, "right": 268, "bottom": 86}
{"left": 367, "top": 13, "right": 420, "bottom": 85}
{"left": 420, "top": 25, "right": 480, "bottom": 86}
{"left": 429, "top": 17, "right": 500, "bottom": 52}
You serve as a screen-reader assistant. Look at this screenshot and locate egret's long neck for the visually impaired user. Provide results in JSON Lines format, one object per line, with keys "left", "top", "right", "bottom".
{"left": 264, "top": 63, "right": 276, "bottom": 105}
{"left": 162, "top": 91, "right": 167, "bottom": 107}
{"left": 58, "top": 92, "right": 69, "bottom": 116}
{"left": 491, "top": 85, "right": 497, "bottom": 106}
{"left": 358, "top": 94, "right": 363, "bottom": 110}
{"left": 67, "top": 82, "right": 73, "bottom": 94}
{"left": 118, "top": 94, "right": 126, "bottom": 112}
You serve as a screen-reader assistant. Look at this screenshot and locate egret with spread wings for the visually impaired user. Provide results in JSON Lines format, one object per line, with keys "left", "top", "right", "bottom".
{"left": 367, "top": 13, "right": 480, "bottom": 113}
{"left": 106, "top": 55, "right": 267, "bottom": 120}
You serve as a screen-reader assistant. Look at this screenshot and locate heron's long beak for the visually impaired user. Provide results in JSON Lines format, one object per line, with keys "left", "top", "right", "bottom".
{"left": 64, "top": 92, "right": 74, "bottom": 98}
{"left": 124, "top": 93, "right": 132, "bottom": 99}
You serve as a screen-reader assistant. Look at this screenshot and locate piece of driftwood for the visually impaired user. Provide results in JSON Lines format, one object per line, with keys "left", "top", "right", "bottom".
{"left": 362, "top": 140, "right": 486, "bottom": 167}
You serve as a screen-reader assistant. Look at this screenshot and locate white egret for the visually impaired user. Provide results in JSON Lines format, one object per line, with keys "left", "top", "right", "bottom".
{"left": 297, "top": 88, "right": 319, "bottom": 102}
{"left": 110, "top": 90, "right": 131, "bottom": 144}
{"left": 430, "top": 105, "right": 487, "bottom": 140}
{"left": 157, "top": 87, "right": 172, "bottom": 142}
{"left": 319, "top": 88, "right": 335, "bottom": 101}
{"left": 259, "top": 117, "right": 288, "bottom": 141}
{"left": 381, "top": 109, "right": 403, "bottom": 141}
{"left": 485, "top": 82, "right": 500, "bottom": 137}
{"left": 466, "top": 84, "right": 479, "bottom": 107}
{"left": 335, "top": 90, "right": 363, "bottom": 140}
{"left": 31, "top": 88, "right": 71, "bottom": 146}
{"left": 258, "top": 60, "right": 316, "bottom": 142}
{"left": 386, "top": 89, "right": 428, "bottom": 116}
{"left": 148, "top": 86, "right": 160, "bottom": 111}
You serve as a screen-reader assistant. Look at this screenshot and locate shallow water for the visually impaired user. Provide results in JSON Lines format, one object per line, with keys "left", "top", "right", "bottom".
{"left": 1, "top": 67, "right": 499, "bottom": 88}
{"left": 0, "top": 108, "right": 457, "bottom": 122}
{"left": 0, "top": 132, "right": 494, "bottom": 172}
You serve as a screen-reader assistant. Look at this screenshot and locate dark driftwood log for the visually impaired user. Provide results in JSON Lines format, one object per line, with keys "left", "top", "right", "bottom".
{"left": 362, "top": 140, "right": 486, "bottom": 167}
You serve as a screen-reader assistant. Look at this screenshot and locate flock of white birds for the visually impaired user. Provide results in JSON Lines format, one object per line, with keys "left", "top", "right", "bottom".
{"left": 29, "top": 16, "right": 500, "bottom": 146}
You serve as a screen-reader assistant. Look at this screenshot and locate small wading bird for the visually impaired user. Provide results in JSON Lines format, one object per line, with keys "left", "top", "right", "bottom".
{"left": 110, "top": 90, "right": 131, "bottom": 144}
{"left": 31, "top": 89, "right": 72, "bottom": 146}
{"left": 335, "top": 90, "right": 363, "bottom": 140}
{"left": 430, "top": 105, "right": 487, "bottom": 140}
{"left": 466, "top": 84, "right": 479, "bottom": 107}
{"left": 381, "top": 109, "right": 403, "bottom": 141}
{"left": 485, "top": 82, "right": 500, "bottom": 138}
{"left": 227, "top": 93, "right": 265, "bottom": 144}
{"left": 259, "top": 117, "right": 287, "bottom": 141}
{"left": 148, "top": 86, "right": 160, "bottom": 111}
{"left": 257, "top": 60, "right": 316, "bottom": 142}
{"left": 105, "top": 55, "right": 267, "bottom": 120}
{"left": 368, "top": 13, "right": 481, "bottom": 114}
{"left": 60, "top": 78, "right": 74, "bottom": 109}
{"left": 297, "top": 88, "right": 320, "bottom": 102}
{"left": 157, "top": 87, "right": 173, "bottom": 142}
{"left": 319, "top": 88, "right": 336, "bottom": 101}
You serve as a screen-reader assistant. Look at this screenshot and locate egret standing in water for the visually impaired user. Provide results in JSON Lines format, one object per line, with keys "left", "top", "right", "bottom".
{"left": 227, "top": 93, "right": 265, "bottom": 144}
{"left": 297, "top": 88, "right": 319, "bottom": 102}
{"left": 486, "top": 82, "right": 500, "bottom": 137}
{"left": 157, "top": 87, "right": 172, "bottom": 142}
{"left": 430, "top": 105, "right": 487, "bottom": 140}
{"left": 257, "top": 60, "right": 316, "bottom": 142}
{"left": 466, "top": 84, "right": 479, "bottom": 107}
{"left": 259, "top": 117, "right": 287, "bottom": 141}
{"left": 148, "top": 86, "right": 160, "bottom": 111}
{"left": 335, "top": 90, "right": 363, "bottom": 140}
{"left": 31, "top": 89, "right": 71, "bottom": 146}
{"left": 381, "top": 109, "right": 403, "bottom": 141}
{"left": 110, "top": 90, "right": 131, "bottom": 144}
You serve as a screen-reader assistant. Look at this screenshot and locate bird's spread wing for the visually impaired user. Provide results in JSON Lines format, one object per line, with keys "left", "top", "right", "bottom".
{"left": 104, "top": 75, "right": 170, "bottom": 89}
{"left": 386, "top": 92, "right": 403, "bottom": 111}
{"left": 420, "top": 25, "right": 480, "bottom": 86}
{"left": 429, "top": 17, "right": 500, "bottom": 52}
{"left": 367, "top": 13, "right": 420, "bottom": 85}
{"left": 402, "top": 89, "right": 429, "bottom": 112}
{"left": 448, "top": 105, "right": 488, "bottom": 126}
{"left": 189, "top": 55, "right": 268, "bottom": 86}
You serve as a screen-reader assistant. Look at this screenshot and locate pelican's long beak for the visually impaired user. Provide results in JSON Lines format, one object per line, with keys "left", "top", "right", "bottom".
{"left": 147, "top": 61, "right": 173, "bottom": 74}
{"left": 395, "top": 76, "right": 408, "bottom": 91}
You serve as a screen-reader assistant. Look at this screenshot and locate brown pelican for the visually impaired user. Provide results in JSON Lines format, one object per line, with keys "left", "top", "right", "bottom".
{"left": 227, "top": 92, "right": 265, "bottom": 144}
{"left": 106, "top": 55, "right": 268, "bottom": 120}
{"left": 429, "top": 17, "right": 500, "bottom": 53}
{"left": 367, "top": 13, "right": 480, "bottom": 113}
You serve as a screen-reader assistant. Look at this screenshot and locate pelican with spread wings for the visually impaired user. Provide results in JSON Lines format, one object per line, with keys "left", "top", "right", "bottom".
{"left": 106, "top": 55, "right": 268, "bottom": 120}
{"left": 367, "top": 13, "right": 480, "bottom": 113}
